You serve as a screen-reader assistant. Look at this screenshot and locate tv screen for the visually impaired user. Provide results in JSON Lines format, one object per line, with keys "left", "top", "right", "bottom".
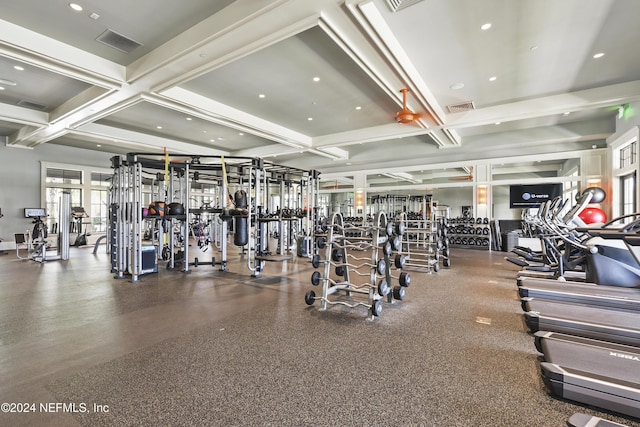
{"left": 509, "top": 184, "right": 562, "bottom": 208}
{"left": 24, "top": 208, "right": 47, "bottom": 218}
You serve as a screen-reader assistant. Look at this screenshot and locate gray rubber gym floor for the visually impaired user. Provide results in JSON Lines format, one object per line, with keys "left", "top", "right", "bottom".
{"left": 0, "top": 245, "right": 638, "bottom": 426}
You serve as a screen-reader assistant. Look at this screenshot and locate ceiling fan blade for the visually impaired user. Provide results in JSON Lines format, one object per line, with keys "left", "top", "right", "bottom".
{"left": 395, "top": 88, "right": 431, "bottom": 124}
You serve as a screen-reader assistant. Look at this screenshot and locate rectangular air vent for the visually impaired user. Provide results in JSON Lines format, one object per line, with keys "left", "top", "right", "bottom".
{"left": 96, "top": 29, "right": 143, "bottom": 53}
{"left": 17, "top": 100, "right": 48, "bottom": 111}
{"left": 386, "top": 0, "right": 426, "bottom": 12}
{"left": 447, "top": 101, "right": 476, "bottom": 113}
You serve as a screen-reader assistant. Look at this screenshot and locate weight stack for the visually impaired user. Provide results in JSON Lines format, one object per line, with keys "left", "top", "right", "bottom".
{"left": 109, "top": 203, "right": 118, "bottom": 272}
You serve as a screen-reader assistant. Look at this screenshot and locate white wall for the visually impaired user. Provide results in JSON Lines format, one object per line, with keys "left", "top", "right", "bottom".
{"left": 492, "top": 185, "right": 521, "bottom": 220}
{"left": 0, "top": 143, "right": 115, "bottom": 243}
{"left": 613, "top": 101, "right": 640, "bottom": 137}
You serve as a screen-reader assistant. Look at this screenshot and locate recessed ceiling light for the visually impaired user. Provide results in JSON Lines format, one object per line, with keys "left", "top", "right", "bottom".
{"left": 563, "top": 112, "right": 571, "bottom": 116}
{"left": 96, "top": 144, "right": 102, "bottom": 147}
{"left": 210, "top": 139, "right": 215, "bottom": 142}
{"left": 0, "top": 87, "right": 4, "bottom": 91}
{"left": 14, "top": 65, "right": 24, "bottom": 71}
{"left": 450, "top": 82, "right": 465, "bottom": 90}
{"left": 481, "top": 23, "right": 492, "bottom": 30}
{"left": 156, "top": 125, "right": 162, "bottom": 129}
{"left": 258, "top": 94, "right": 266, "bottom": 98}
{"left": 593, "top": 52, "right": 605, "bottom": 59}
{"left": 307, "top": 117, "right": 313, "bottom": 121}
{"left": 489, "top": 76, "right": 497, "bottom": 82}
{"left": 355, "top": 106, "right": 362, "bottom": 110}
{"left": 313, "top": 77, "right": 320, "bottom": 82}
{"left": 495, "top": 122, "right": 501, "bottom": 125}
{"left": 186, "top": 117, "right": 192, "bottom": 121}
{"left": 69, "top": 3, "right": 83, "bottom": 12}
{"left": 238, "top": 132, "right": 244, "bottom": 136}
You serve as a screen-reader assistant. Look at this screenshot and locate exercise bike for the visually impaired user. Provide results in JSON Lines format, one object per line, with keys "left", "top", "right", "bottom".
{"left": 16, "top": 214, "right": 50, "bottom": 262}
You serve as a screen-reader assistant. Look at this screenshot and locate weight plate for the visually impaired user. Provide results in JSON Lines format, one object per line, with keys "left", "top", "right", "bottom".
{"left": 372, "top": 300, "right": 382, "bottom": 317}
{"left": 399, "top": 272, "right": 410, "bottom": 287}
{"left": 304, "top": 290, "right": 316, "bottom": 306}
{"left": 378, "top": 279, "right": 390, "bottom": 296}
{"left": 311, "top": 271, "right": 321, "bottom": 286}
{"left": 393, "top": 285, "right": 406, "bottom": 300}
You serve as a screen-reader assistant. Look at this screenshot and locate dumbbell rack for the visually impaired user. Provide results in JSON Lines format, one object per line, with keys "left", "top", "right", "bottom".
{"left": 447, "top": 217, "right": 491, "bottom": 250}
{"left": 398, "top": 213, "right": 450, "bottom": 272}
{"left": 304, "top": 211, "right": 410, "bottom": 320}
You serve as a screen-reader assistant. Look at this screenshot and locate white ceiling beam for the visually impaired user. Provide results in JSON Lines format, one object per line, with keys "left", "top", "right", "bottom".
{"left": 344, "top": 0, "right": 455, "bottom": 145}
{"left": 445, "top": 80, "right": 640, "bottom": 129}
{"left": 231, "top": 143, "right": 305, "bottom": 158}
{"left": 0, "top": 103, "right": 48, "bottom": 127}
{"left": 72, "top": 123, "right": 229, "bottom": 156}
{"left": 492, "top": 164, "right": 562, "bottom": 174}
{"left": 158, "top": 87, "right": 312, "bottom": 149}
{"left": 127, "top": 0, "right": 299, "bottom": 84}
{"left": 0, "top": 19, "right": 125, "bottom": 87}
{"left": 313, "top": 122, "right": 431, "bottom": 148}
{"left": 2, "top": 1, "right": 323, "bottom": 149}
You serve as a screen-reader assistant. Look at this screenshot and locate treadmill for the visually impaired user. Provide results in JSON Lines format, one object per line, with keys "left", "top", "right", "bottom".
{"left": 534, "top": 331, "right": 640, "bottom": 419}
{"left": 521, "top": 298, "right": 640, "bottom": 347}
{"left": 517, "top": 276, "right": 640, "bottom": 311}
{"left": 567, "top": 413, "right": 631, "bottom": 427}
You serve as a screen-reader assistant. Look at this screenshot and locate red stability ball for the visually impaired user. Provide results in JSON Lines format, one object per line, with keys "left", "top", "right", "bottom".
{"left": 578, "top": 207, "right": 607, "bottom": 225}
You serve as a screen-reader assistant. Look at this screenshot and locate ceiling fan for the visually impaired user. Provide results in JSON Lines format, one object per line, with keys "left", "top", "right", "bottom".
{"left": 395, "top": 88, "right": 422, "bottom": 124}
{"left": 449, "top": 166, "right": 474, "bottom": 181}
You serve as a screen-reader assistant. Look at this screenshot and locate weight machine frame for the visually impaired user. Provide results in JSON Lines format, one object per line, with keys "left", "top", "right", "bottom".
{"left": 109, "top": 152, "right": 320, "bottom": 282}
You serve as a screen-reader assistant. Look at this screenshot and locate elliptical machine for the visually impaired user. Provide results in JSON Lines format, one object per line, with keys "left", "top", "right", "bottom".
{"left": 71, "top": 207, "right": 90, "bottom": 247}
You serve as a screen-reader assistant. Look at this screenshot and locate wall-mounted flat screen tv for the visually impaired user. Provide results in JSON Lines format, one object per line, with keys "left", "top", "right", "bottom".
{"left": 509, "top": 183, "right": 562, "bottom": 208}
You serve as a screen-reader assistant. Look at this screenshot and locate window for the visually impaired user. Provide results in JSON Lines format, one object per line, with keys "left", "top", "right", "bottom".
{"left": 42, "top": 162, "right": 113, "bottom": 237}
{"left": 620, "top": 172, "right": 636, "bottom": 216}
{"left": 46, "top": 187, "right": 82, "bottom": 232}
{"left": 91, "top": 172, "right": 111, "bottom": 187}
{"left": 90, "top": 172, "right": 111, "bottom": 233}
{"left": 620, "top": 141, "right": 637, "bottom": 169}
{"left": 45, "top": 167, "right": 83, "bottom": 232}
{"left": 46, "top": 168, "right": 82, "bottom": 185}
{"left": 91, "top": 190, "right": 109, "bottom": 232}
{"left": 611, "top": 130, "right": 639, "bottom": 220}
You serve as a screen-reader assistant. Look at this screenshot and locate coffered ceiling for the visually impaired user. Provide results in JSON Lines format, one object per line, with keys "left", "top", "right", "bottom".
{"left": 0, "top": 0, "right": 638, "bottom": 190}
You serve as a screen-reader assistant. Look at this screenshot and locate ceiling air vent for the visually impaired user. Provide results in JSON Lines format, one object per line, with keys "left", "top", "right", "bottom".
{"left": 447, "top": 101, "right": 476, "bottom": 113}
{"left": 17, "top": 100, "right": 48, "bottom": 111}
{"left": 96, "top": 29, "right": 143, "bottom": 53}
{"left": 386, "top": 0, "right": 426, "bottom": 12}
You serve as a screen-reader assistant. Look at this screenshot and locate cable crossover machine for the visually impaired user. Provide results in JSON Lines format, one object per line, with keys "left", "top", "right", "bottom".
{"left": 109, "top": 152, "right": 321, "bottom": 282}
